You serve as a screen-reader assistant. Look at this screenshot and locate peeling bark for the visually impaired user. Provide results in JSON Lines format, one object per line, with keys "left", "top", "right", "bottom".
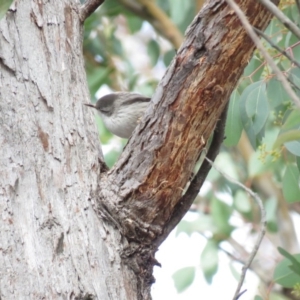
{"left": 0, "top": 0, "right": 277, "bottom": 299}
{"left": 97, "top": 0, "right": 277, "bottom": 298}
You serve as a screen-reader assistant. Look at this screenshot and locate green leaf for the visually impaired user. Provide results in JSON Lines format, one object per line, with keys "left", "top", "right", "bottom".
{"left": 289, "top": 68, "right": 300, "bottom": 97}
{"left": 147, "top": 39, "right": 160, "bottom": 66}
{"left": 285, "top": 140, "right": 300, "bottom": 156}
{"left": 112, "top": 35, "right": 123, "bottom": 56}
{"left": 273, "top": 130, "right": 300, "bottom": 150}
{"left": 265, "top": 197, "right": 278, "bottom": 232}
{"left": 293, "top": 44, "right": 300, "bottom": 65}
{"left": 297, "top": 156, "right": 300, "bottom": 172}
{"left": 215, "top": 152, "right": 239, "bottom": 180}
{"left": 105, "top": 149, "right": 121, "bottom": 168}
{"left": 168, "top": 0, "right": 195, "bottom": 33}
{"left": 289, "top": 4, "right": 300, "bottom": 25}
{"left": 274, "top": 109, "right": 300, "bottom": 155}
{"left": 243, "top": 56, "right": 264, "bottom": 82}
{"left": 225, "top": 90, "right": 243, "bottom": 146}
{"left": 281, "top": 110, "right": 300, "bottom": 131}
{"left": 127, "top": 15, "right": 143, "bottom": 33}
{"left": 163, "top": 49, "right": 175, "bottom": 67}
{"left": 248, "top": 151, "right": 273, "bottom": 177}
{"left": 274, "top": 252, "right": 300, "bottom": 287}
{"left": 176, "top": 215, "right": 215, "bottom": 237}
{"left": 240, "top": 81, "right": 267, "bottom": 147}
{"left": 254, "top": 296, "right": 264, "bottom": 300}
{"left": 264, "top": 18, "right": 284, "bottom": 44}
{"left": 267, "top": 77, "right": 290, "bottom": 108}
{"left": 95, "top": 115, "right": 113, "bottom": 143}
{"left": 244, "top": 82, "right": 269, "bottom": 134}
{"left": 285, "top": 32, "right": 298, "bottom": 49}
{"left": 0, "top": 0, "right": 13, "bottom": 20}
{"left": 278, "top": 247, "right": 300, "bottom": 276}
{"left": 172, "top": 266, "right": 196, "bottom": 293}
{"left": 211, "top": 197, "right": 234, "bottom": 238}
{"left": 87, "top": 67, "right": 112, "bottom": 97}
{"left": 233, "top": 190, "right": 251, "bottom": 214}
{"left": 100, "top": 0, "right": 123, "bottom": 16}
{"left": 229, "top": 261, "right": 241, "bottom": 281}
{"left": 282, "top": 164, "right": 300, "bottom": 203}
{"left": 200, "top": 240, "right": 219, "bottom": 284}
{"left": 156, "top": 0, "right": 170, "bottom": 14}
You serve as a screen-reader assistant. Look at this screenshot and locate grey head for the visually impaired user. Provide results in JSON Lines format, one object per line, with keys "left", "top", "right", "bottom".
{"left": 84, "top": 93, "right": 118, "bottom": 116}
{"left": 85, "top": 92, "right": 151, "bottom": 116}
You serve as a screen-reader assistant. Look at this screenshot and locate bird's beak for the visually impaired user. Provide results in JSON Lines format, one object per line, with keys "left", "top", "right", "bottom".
{"left": 84, "top": 103, "right": 96, "bottom": 109}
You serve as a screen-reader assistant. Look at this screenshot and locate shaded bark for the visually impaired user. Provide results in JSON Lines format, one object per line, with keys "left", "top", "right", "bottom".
{"left": 96, "top": 0, "right": 278, "bottom": 298}
{"left": 0, "top": 0, "right": 277, "bottom": 299}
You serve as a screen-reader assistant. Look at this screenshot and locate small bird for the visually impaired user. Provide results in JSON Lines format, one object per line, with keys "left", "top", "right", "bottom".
{"left": 85, "top": 92, "right": 151, "bottom": 138}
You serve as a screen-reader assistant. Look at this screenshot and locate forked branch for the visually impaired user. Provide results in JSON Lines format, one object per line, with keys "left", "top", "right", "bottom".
{"left": 79, "top": 0, "right": 105, "bottom": 22}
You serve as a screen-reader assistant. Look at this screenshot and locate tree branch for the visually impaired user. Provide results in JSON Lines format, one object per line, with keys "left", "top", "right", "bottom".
{"left": 154, "top": 102, "right": 229, "bottom": 246}
{"left": 258, "top": 0, "right": 300, "bottom": 40}
{"left": 79, "top": 0, "right": 105, "bottom": 22}
{"left": 118, "top": 0, "right": 183, "bottom": 49}
{"left": 225, "top": 0, "right": 300, "bottom": 108}
{"left": 96, "top": 0, "right": 278, "bottom": 286}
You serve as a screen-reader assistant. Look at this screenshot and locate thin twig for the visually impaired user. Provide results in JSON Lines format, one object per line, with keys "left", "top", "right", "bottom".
{"left": 258, "top": 0, "right": 300, "bottom": 41}
{"left": 79, "top": 0, "right": 105, "bottom": 22}
{"left": 205, "top": 157, "right": 266, "bottom": 300}
{"left": 236, "top": 290, "right": 247, "bottom": 300}
{"left": 254, "top": 27, "right": 300, "bottom": 69}
{"left": 225, "top": 0, "right": 300, "bottom": 108}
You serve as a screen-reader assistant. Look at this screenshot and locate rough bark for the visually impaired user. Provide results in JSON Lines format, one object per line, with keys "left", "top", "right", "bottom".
{"left": 97, "top": 0, "right": 277, "bottom": 298}
{"left": 0, "top": 1, "right": 277, "bottom": 300}
{"left": 0, "top": 1, "right": 126, "bottom": 299}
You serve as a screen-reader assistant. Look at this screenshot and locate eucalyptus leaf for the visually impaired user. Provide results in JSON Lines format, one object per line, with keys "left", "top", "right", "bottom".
{"left": 281, "top": 109, "right": 300, "bottom": 131}
{"left": 274, "top": 109, "right": 300, "bottom": 155}
{"left": 265, "top": 197, "right": 278, "bottom": 232}
{"left": 274, "top": 252, "right": 300, "bottom": 287}
{"left": 267, "top": 77, "right": 290, "bottom": 108}
{"left": 285, "top": 140, "right": 300, "bottom": 156}
{"left": 244, "top": 82, "right": 269, "bottom": 134}
{"left": 168, "top": 0, "right": 195, "bottom": 32}
{"left": 147, "top": 39, "right": 160, "bottom": 66}
{"left": 127, "top": 15, "right": 143, "bottom": 33}
{"left": 172, "top": 266, "right": 196, "bottom": 293}
{"left": 282, "top": 164, "right": 300, "bottom": 203}
{"left": 240, "top": 81, "right": 265, "bottom": 147}
{"left": 278, "top": 247, "right": 300, "bottom": 275}
{"left": 233, "top": 190, "right": 251, "bottom": 214}
{"left": 225, "top": 90, "right": 242, "bottom": 147}
{"left": 211, "top": 197, "right": 234, "bottom": 238}
{"left": 273, "top": 130, "right": 300, "bottom": 150}
{"left": 163, "top": 49, "right": 175, "bottom": 67}
{"left": 200, "top": 240, "right": 219, "bottom": 284}
{"left": 243, "top": 56, "right": 264, "bottom": 82}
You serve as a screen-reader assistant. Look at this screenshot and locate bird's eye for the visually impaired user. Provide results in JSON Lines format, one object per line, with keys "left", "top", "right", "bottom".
{"left": 99, "top": 107, "right": 111, "bottom": 115}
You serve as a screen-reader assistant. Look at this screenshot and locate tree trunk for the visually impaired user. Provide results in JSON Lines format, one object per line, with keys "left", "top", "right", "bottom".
{"left": 0, "top": 0, "right": 276, "bottom": 299}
